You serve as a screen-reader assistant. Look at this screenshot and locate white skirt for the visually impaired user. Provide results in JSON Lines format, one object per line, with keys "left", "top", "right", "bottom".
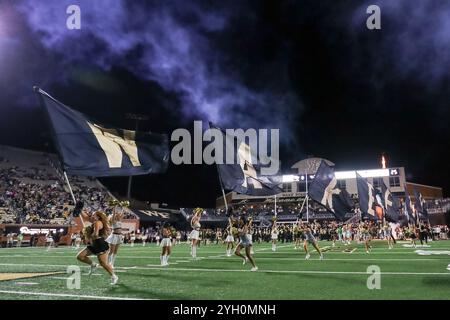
{"left": 225, "top": 235, "right": 234, "bottom": 242}
{"left": 271, "top": 234, "right": 278, "bottom": 240}
{"left": 160, "top": 238, "right": 172, "bottom": 247}
{"left": 106, "top": 234, "right": 123, "bottom": 245}
{"left": 190, "top": 230, "right": 200, "bottom": 240}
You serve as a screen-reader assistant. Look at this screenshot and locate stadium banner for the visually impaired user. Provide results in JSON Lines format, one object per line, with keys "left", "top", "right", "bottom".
{"left": 413, "top": 188, "right": 429, "bottom": 219}
{"left": 34, "top": 87, "right": 170, "bottom": 177}
{"left": 133, "top": 209, "right": 184, "bottom": 224}
{"left": 381, "top": 180, "right": 400, "bottom": 222}
{"left": 211, "top": 123, "right": 282, "bottom": 196}
{"left": 356, "top": 173, "right": 381, "bottom": 219}
{"left": 309, "top": 161, "right": 353, "bottom": 220}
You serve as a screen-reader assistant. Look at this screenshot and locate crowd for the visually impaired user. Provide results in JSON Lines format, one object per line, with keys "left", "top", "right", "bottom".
{"left": 193, "top": 220, "right": 449, "bottom": 246}
{"left": 0, "top": 163, "right": 132, "bottom": 224}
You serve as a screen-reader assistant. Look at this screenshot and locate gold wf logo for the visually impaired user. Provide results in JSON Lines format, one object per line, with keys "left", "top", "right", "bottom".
{"left": 87, "top": 122, "right": 141, "bottom": 168}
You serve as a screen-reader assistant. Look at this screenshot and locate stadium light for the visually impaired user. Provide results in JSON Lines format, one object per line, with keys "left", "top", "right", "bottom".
{"left": 335, "top": 169, "right": 389, "bottom": 179}
{"left": 282, "top": 168, "right": 390, "bottom": 182}
{"left": 282, "top": 175, "right": 299, "bottom": 183}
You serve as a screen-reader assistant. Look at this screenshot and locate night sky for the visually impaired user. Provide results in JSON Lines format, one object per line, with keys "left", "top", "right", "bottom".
{"left": 0, "top": 0, "right": 449, "bottom": 207}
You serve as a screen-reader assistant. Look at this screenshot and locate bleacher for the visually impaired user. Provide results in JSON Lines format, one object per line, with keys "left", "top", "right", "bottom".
{"left": 0, "top": 145, "right": 131, "bottom": 225}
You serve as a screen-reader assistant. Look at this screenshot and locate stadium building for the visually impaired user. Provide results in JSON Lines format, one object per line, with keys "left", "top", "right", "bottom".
{"left": 216, "top": 157, "right": 445, "bottom": 224}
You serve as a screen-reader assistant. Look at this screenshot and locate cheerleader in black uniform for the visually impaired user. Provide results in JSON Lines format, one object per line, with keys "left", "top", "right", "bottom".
{"left": 76, "top": 210, "right": 118, "bottom": 285}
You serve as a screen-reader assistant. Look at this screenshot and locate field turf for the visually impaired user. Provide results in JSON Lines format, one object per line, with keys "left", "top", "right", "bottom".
{"left": 0, "top": 240, "right": 449, "bottom": 300}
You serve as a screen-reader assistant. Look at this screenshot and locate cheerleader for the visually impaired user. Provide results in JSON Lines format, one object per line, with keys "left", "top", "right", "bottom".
{"left": 271, "top": 224, "right": 279, "bottom": 252}
{"left": 189, "top": 208, "right": 202, "bottom": 259}
{"left": 360, "top": 222, "right": 371, "bottom": 254}
{"left": 345, "top": 224, "right": 352, "bottom": 245}
{"left": 76, "top": 210, "right": 118, "bottom": 285}
{"left": 247, "top": 217, "right": 254, "bottom": 255}
{"left": 130, "top": 232, "right": 136, "bottom": 247}
{"left": 75, "top": 233, "right": 81, "bottom": 249}
{"left": 300, "top": 223, "right": 323, "bottom": 260}
{"left": 329, "top": 223, "right": 337, "bottom": 247}
{"left": 142, "top": 233, "right": 148, "bottom": 247}
{"left": 294, "top": 222, "right": 302, "bottom": 249}
{"left": 46, "top": 232, "right": 55, "bottom": 251}
{"left": 176, "top": 231, "right": 181, "bottom": 245}
{"left": 409, "top": 225, "right": 418, "bottom": 248}
{"left": 155, "top": 233, "right": 160, "bottom": 246}
{"left": 383, "top": 222, "right": 394, "bottom": 249}
{"left": 106, "top": 202, "right": 124, "bottom": 269}
{"left": 160, "top": 223, "right": 172, "bottom": 266}
{"left": 234, "top": 216, "right": 258, "bottom": 271}
{"left": 225, "top": 218, "right": 235, "bottom": 257}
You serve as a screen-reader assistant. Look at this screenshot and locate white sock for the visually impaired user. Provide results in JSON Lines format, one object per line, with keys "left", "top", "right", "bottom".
{"left": 192, "top": 245, "right": 197, "bottom": 258}
{"left": 108, "top": 255, "right": 112, "bottom": 265}
{"left": 160, "top": 255, "right": 164, "bottom": 264}
{"left": 111, "top": 254, "right": 116, "bottom": 266}
{"left": 166, "top": 255, "right": 170, "bottom": 264}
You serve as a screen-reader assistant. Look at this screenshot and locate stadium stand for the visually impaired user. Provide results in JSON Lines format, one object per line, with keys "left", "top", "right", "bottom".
{"left": 0, "top": 145, "right": 136, "bottom": 225}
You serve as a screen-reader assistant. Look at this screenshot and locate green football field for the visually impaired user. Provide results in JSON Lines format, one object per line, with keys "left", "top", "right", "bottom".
{"left": 0, "top": 240, "right": 449, "bottom": 300}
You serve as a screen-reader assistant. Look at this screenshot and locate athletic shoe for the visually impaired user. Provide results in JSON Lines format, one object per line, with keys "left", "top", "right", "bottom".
{"left": 250, "top": 250, "right": 254, "bottom": 255}
{"left": 305, "top": 253, "right": 310, "bottom": 260}
{"left": 111, "top": 274, "right": 119, "bottom": 285}
{"left": 366, "top": 250, "right": 369, "bottom": 254}
{"left": 88, "top": 263, "right": 98, "bottom": 275}
{"left": 319, "top": 254, "right": 324, "bottom": 260}
{"left": 251, "top": 266, "right": 258, "bottom": 272}
{"left": 447, "top": 264, "right": 450, "bottom": 271}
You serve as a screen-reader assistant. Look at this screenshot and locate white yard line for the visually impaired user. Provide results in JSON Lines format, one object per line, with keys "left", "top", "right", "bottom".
{"left": 0, "top": 290, "right": 155, "bottom": 300}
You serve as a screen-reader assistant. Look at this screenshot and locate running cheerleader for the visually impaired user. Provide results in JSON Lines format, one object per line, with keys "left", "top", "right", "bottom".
{"left": 106, "top": 200, "right": 126, "bottom": 269}
{"left": 300, "top": 223, "right": 323, "bottom": 260}
{"left": 76, "top": 209, "right": 118, "bottom": 285}
{"left": 360, "top": 222, "right": 371, "bottom": 254}
{"left": 383, "top": 222, "right": 394, "bottom": 249}
{"left": 190, "top": 208, "right": 202, "bottom": 259}
{"left": 271, "top": 223, "right": 279, "bottom": 252}
{"left": 234, "top": 216, "right": 258, "bottom": 271}
{"left": 160, "top": 223, "right": 173, "bottom": 266}
{"left": 225, "top": 217, "right": 236, "bottom": 257}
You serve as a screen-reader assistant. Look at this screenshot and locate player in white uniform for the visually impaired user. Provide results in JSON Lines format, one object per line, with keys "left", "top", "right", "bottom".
{"left": 160, "top": 224, "right": 173, "bottom": 266}
{"left": 225, "top": 217, "right": 236, "bottom": 257}
{"left": 271, "top": 224, "right": 279, "bottom": 252}
{"left": 190, "top": 208, "right": 202, "bottom": 259}
{"left": 106, "top": 200, "right": 125, "bottom": 269}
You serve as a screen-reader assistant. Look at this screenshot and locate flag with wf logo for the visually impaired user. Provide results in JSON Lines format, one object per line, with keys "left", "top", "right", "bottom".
{"left": 35, "top": 87, "right": 169, "bottom": 177}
